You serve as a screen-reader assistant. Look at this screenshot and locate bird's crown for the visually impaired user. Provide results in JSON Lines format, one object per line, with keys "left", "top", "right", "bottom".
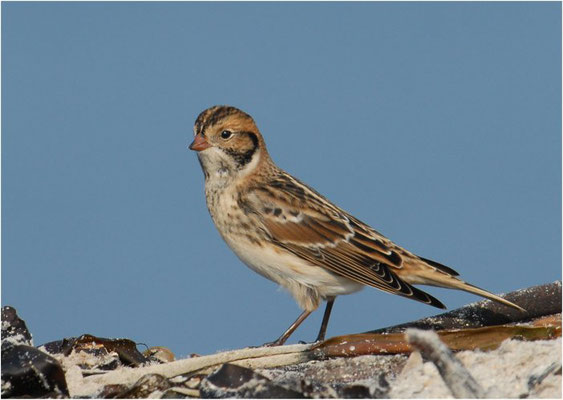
{"left": 194, "top": 105, "right": 255, "bottom": 138}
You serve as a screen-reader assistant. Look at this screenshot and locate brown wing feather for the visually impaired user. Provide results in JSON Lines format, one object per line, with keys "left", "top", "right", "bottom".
{"left": 246, "top": 176, "right": 446, "bottom": 309}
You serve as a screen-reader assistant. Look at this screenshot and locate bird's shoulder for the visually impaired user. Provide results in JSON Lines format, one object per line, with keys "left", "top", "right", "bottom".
{"left": 238, "top": 169, "right": 393, "bottom": 251}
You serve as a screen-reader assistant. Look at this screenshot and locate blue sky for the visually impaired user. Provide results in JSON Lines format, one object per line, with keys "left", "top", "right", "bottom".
{"left": 2, "top": 2, "right": 561, "bottom": 357}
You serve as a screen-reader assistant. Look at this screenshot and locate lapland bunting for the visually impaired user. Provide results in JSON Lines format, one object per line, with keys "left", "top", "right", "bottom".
{"left": 189, "top": 105, "right": 525, "bottom": 346}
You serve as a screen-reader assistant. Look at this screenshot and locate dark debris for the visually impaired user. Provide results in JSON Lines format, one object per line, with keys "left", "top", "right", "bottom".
{"left": 200, "top": 363, "right": 306, "bottom": 398}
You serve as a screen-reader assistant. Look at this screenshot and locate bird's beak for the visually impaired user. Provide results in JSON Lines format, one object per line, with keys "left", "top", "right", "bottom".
{"left": 189, "top": 134, "right": 211, "bottom": 151}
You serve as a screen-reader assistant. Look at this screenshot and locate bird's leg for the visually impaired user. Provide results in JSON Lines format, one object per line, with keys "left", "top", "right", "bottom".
{"left": 262, "top": 309, "right": 312, "bottom": 347}
{"left": 315, "top": 297, "right": 335, "bottom": 342}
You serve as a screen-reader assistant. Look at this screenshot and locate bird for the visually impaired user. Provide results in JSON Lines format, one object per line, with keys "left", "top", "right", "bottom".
{"left": 188, "top": 105, "right": 525, "bottom": 346}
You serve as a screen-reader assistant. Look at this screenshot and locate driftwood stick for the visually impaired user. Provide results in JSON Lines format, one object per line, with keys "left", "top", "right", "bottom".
{"left": 406, "top": 329, "right": 485, "bottom": 399}
{"left": 82, "top": 343, "right": 311, "bottom": 388}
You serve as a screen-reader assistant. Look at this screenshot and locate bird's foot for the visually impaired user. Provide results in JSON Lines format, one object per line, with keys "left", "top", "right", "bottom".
{"left": 297, "top": 337, "right": 325, "bottom": 345}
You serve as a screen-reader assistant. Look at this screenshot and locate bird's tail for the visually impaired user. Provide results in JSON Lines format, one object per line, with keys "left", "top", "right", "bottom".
{"left": 410, "top": 258, "right": 526, "bottom": 312}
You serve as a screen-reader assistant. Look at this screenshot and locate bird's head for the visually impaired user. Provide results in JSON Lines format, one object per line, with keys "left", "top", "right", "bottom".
{"left": 190, "top": 105, "right": 268, "bottom": 182}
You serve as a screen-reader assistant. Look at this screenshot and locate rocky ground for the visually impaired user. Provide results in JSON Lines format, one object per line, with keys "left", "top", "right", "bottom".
{"left": 2, "top": 281, "right": 561, "bottom": 398}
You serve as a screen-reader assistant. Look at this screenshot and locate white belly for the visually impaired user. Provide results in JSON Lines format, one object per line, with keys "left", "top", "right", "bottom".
{"left": 224, "top": 235, "right": 364, "bottom": 311}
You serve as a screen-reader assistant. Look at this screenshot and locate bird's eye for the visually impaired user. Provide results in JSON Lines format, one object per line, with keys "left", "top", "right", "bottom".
{"left": 221, "top": 130, "right": 233, "bottom": 139}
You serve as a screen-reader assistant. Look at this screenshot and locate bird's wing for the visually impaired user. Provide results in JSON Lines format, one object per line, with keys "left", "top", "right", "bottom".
{"left": 245, "top": 174, "right": 446, "bottom": 309}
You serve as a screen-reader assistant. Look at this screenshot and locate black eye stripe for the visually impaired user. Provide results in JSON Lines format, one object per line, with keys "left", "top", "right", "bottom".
{"left": 223, "top": 131, "right": 260, "bottom": 168}
{"left": 242, "top": 131, "right": 259, "bottom": 148}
